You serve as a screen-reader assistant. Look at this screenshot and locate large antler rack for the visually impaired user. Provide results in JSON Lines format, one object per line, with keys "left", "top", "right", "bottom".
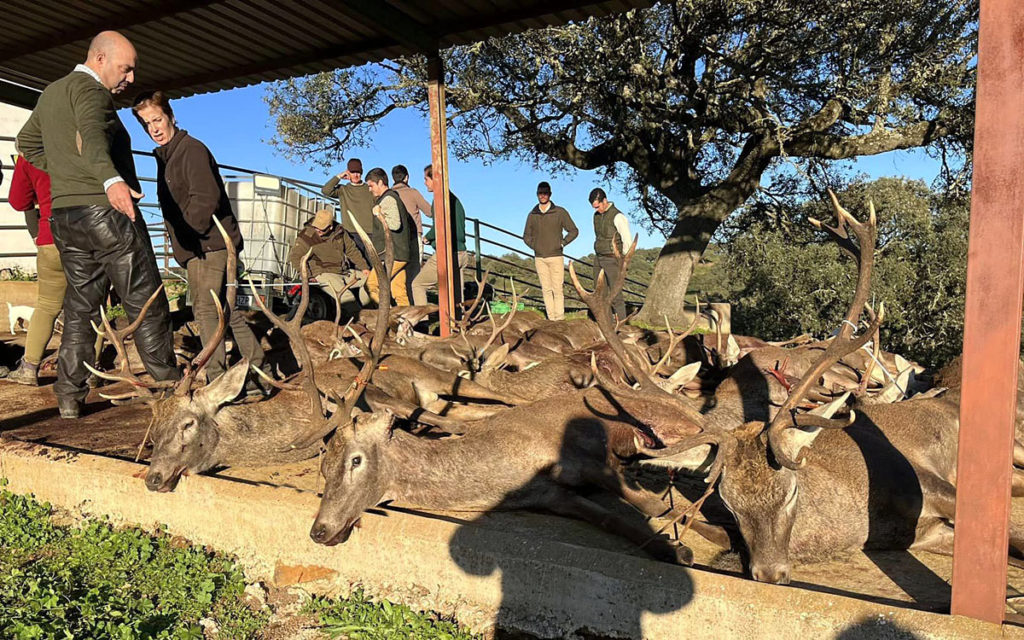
{"left": 765, "top": 190, "right": 885, "bottom": 469}
{"left": 175, "top": 217, "right": 238, "bottom": 396}
{"left": 85, "top": 285, "right": 177, "bottom": 400}
{"left": 86, "top": 217, "right": 241, "bottom": 400}
{"left": 282, "top": 213, "right": 394, "bottom": 450}
{"left": 568, "top": 237, "right": 700, "bottom": 395}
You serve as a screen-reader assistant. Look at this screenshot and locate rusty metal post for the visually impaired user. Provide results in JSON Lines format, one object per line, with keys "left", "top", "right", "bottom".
{"left": 427, "top": 53, "right": 455, "bottom": 336}
{"left": 951, "top": 0, "right": 1024, "bottom": 624}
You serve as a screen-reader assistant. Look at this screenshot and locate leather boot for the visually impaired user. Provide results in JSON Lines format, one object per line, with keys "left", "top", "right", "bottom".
{"left": 5, "top": 359, "right": 39, "bottom": 386}
{"left": 57, "top": 397, "right": 84, "bottom": 419}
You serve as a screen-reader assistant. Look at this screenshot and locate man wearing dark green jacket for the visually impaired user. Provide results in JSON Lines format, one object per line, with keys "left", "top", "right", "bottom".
{"left": 523, "top": 181, "right": 578, "bottom": 320}
{"left": 411, "top": 164, "right": 472, "bottom": 306}
{"left": 16, "top": 31, "right": 178, "bottom": 419}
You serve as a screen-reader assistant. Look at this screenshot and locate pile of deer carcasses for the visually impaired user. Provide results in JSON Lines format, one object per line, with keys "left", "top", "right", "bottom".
{"left": 104, "top": 201, "right": 1024, "bottom": 586}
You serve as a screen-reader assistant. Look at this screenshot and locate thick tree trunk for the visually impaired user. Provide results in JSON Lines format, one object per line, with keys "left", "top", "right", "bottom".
{"left": 635, "top": 199, "right": 735, "bottom": 325}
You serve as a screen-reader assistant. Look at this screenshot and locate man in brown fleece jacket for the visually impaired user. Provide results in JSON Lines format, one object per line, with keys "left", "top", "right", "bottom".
{"left": 523, "top": 181, "right": 578, "bottom": 320}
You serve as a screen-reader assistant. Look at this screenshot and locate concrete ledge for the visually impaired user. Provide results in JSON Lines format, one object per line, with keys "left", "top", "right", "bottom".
{"left": 0, "top": 440, "right": 1017, "bottom": 639}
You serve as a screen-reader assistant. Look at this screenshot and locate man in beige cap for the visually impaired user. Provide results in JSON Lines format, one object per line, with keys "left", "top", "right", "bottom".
{"left": 289, "top": 208, "right": 370, "bottom": 312}
{"left": 321, "top": 158, "right": 374, "bottom": 236}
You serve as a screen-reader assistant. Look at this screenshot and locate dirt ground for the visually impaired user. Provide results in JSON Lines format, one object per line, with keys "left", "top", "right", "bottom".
{"left": 3, "top": 329, "right": 1024, "bottom": 623}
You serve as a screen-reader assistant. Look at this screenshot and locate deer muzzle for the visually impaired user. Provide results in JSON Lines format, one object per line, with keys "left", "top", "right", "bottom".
{"left": 751, "top": 563, "right": 791, "bottom": 585}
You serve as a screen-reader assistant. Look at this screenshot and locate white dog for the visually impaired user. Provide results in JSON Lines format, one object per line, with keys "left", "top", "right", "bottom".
{"left": 7, "top": 302, "right": 33, "bottom": 334}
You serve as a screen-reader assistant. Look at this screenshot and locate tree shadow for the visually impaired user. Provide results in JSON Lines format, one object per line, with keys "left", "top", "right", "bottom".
{"left": 447, "top": 417, "right": 694, "bottom": 638}
{"left": 844, "top": 414, "right": 952, "bottom": 609}
{"left": 835, "top": 617, "right": 923, "bottom": 639}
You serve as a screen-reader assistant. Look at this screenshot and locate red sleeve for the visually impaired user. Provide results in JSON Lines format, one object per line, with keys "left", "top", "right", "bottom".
{"left": 8, "top": 157, "right": 37, "bottom": 212}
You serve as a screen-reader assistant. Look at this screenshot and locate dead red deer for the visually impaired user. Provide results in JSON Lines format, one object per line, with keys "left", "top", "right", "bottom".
{"left": 308, "top": 384, "right": 728, "bottom": 563}
{"left": 640, "top": 192, "right": 1024, "bottom": 583}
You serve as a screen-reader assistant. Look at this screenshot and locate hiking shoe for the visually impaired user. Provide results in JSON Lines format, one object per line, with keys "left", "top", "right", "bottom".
{"left": 5, "top": 359, "right": 38, "bottom": 386}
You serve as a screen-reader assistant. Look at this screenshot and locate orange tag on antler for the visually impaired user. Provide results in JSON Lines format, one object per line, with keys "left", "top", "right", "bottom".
{"left": 377, "top": 365, "right": 389, "bottom": 371}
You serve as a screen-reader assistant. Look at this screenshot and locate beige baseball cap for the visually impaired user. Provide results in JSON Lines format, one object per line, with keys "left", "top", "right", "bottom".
{"left": 311, "top": 208, "right": 335, "bottom": 230}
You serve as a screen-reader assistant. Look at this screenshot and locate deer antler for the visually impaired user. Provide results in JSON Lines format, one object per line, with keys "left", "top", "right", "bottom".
{"left": 456, "top": 268, "right": 491, "bottom": 334}
{"left": 286, "top": 213, "right": 393, "bottom": 450}
{"left": 174, "top": 216, "right": 237, "bottom": 396}
{"left": 85, "top": 285, "right": 177, "bottom": 399}
{"left": 248, "top": 248, "right": 324, "bottom": 417}
{"left": 470, "top": 279, "right": 520, "bottom": 370}
{"left": 766, "top": 191, "right": 884, "bottom": 469}
{"left": 649, "top": 306, "right": 700, "bottom": 380}
{"left": 568, "top": 237, "right": 653, "bottom": 389}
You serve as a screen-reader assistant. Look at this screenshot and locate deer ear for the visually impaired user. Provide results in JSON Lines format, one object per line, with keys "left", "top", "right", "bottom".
{"left": 481, "top": 343, "right": 510, "bottom": 372}
{"left": 360, "top": 409, "right": 396, "bottom": 440}
{"left": 775, "top": 392, "right": 849, "bottom": 463}
{"left": 194, "top": 358, "right": 249, "bottom": 409}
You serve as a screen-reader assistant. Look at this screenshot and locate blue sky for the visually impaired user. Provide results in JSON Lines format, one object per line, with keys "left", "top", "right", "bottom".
{"left": 121, "top": 81, "right": 943, "bottom": 259}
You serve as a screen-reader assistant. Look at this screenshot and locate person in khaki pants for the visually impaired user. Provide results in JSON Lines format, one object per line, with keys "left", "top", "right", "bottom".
{"left": 364, "top": 168, "right": 417, "bottom": 307}
{"left": 5, "top": 156, "right": 66, "bottom": 385}
{"left": 523, "top": 181, "right": 578, "bottom": 320}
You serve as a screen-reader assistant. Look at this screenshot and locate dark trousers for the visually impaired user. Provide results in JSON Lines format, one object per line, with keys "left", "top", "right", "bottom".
{"left": 597, "top": 255, "right": 627, "bottom": 319}
{"left": 186, "top": 249, "right": 264, "bottom": 380}
{"left": 51, "top": 205, "right": 179, "bottom": 402}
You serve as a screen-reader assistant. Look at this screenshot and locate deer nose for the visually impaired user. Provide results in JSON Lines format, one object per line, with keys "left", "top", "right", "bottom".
{"left": 310, "top": 523, "right": 330, "bottom": 544}
{"left": 145, "top": 472, "right": 163, "bottom": 492}
{"left": 751, "top": 564, "right": 791, "bottom": 585}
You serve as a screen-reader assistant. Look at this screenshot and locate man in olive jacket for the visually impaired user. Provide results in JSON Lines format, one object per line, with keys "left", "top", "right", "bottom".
{"left": 523, "top": 181, "right": 578, "bottom": 320}
{"left": 16, "top": 31, "right": 178, "bottom": 418}
{"left": 322, "top": 158, "right": 374, "bottom": 236}
{"left": 289, "top": 209, "right": 370, "bottom": 311}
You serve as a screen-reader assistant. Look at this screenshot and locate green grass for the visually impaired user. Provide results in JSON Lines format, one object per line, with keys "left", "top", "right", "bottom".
{"left": 0, "top": 481, "right": 482, "bottom": 640}
{"left": 0, "top": 479, "right": 267, "bottom": 639}
{"left": 304, "top": 590, "right": 479, "bottom": 640}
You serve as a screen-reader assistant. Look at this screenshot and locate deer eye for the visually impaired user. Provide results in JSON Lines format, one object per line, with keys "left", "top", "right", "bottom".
{"left": 351, "top": 455, "right": 362, "bottom": 469}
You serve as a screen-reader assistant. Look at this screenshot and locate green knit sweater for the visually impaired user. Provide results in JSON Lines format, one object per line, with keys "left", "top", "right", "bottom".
{"left": 16, "top": 70, "right": 140, "bottom": 209}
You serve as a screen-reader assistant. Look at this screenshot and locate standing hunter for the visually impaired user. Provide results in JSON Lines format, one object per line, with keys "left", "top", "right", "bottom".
{"left": 132, "top": 90, "right": 266, "bottom": 393}
{"left": 523, "top": 181, "right": 578, "bottom": 321}
{"left": 16, "top": 31, "right": 179, "bottom": 419}
{"left": 590, "top": 188, "right": 632, "bottom": 320}
{"left": 321, "top": 158, "right": 374, "bottom": 237}
{"left": 364, "top": 167, "right": 417, "bottom": 306}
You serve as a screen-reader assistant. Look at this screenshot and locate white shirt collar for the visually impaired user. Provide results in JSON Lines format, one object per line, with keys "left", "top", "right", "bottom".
{"left": 73, "top": 64, "right": 103, "bottom": 85}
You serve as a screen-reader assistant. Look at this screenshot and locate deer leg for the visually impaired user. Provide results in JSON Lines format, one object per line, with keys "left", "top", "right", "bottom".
{"left": 545, "top": 489, "right": 694, "bottom": 566}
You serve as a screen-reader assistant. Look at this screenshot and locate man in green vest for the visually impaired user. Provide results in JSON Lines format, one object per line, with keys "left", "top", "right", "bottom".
{"left": 16, "top": 31, "right": 179, "bottom": 419}
{"left": 364, "top": 167, "right": 417, "bottom": 306}
{"left": 590, "top": 188, "right": 632, "bottom": 319}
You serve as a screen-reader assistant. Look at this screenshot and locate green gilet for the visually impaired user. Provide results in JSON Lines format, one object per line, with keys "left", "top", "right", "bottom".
{"left": 593, "top": 204, "right": 623, "bottom": 256}
{"left": 371, "top": 190, "right": 416, "bottom": 263}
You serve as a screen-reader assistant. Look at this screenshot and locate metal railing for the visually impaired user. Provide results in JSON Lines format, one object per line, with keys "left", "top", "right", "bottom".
{"left": 1, "top": 136, "right": 649, "bottom": 312}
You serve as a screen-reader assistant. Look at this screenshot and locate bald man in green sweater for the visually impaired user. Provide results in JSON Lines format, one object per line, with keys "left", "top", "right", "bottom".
{"left": 17, "top": 31, "right": 179, "bottom": 418}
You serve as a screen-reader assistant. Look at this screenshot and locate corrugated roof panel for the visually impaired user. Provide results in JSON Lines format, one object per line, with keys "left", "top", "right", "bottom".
{"left": 0, "top": 0, "right": 651, "bottom": 103}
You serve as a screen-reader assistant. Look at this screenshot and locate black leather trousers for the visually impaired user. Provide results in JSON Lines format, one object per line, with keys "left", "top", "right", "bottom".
{"left": 51, "top": 205, "right": 180, "bottom": 403}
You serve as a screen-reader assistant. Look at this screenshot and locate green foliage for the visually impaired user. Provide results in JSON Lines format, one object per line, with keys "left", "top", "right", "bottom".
{"left": 304, "top": 589, "right": 479, "bottom": 640}
{"left": 0, "top": 265, "right": 37, "bottom": 281}
{"left": 0, "top": 485, "right": 267, "bottom": 639}
{"left": 708, "top": 178, "right": 968, "bottom": 368}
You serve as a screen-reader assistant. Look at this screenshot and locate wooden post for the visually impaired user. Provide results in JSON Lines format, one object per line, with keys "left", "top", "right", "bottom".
{"left": 951, "top": 0, "right": 1024, "bottom": 624}
{"left": 427, "top": 53, "right": 455, "bottom": 336}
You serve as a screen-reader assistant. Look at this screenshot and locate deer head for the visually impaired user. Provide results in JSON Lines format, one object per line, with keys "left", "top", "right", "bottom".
{"left": 639, "top": 191, "right": 883, "bottom": 584}
{"left": 85, "top": 218, "right": 263, "bottom": 491}
{"left": 309, "top": 409, "right": 397, "bottom": 545}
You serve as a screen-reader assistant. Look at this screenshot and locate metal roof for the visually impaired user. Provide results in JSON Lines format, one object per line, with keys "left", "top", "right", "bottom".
{"left": 0, "top": 0, "right": 650, "bottom": 107}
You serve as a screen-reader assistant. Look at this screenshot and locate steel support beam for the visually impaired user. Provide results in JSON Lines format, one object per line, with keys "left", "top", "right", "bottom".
{"left": 950, "top": 0, "right": 1024, "bottom": 624}
{"left": 428, "top": 54, "right": 456, "bottom": 337}
{"left": 0, "top": 79, "right": 39, "bottom": 109}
